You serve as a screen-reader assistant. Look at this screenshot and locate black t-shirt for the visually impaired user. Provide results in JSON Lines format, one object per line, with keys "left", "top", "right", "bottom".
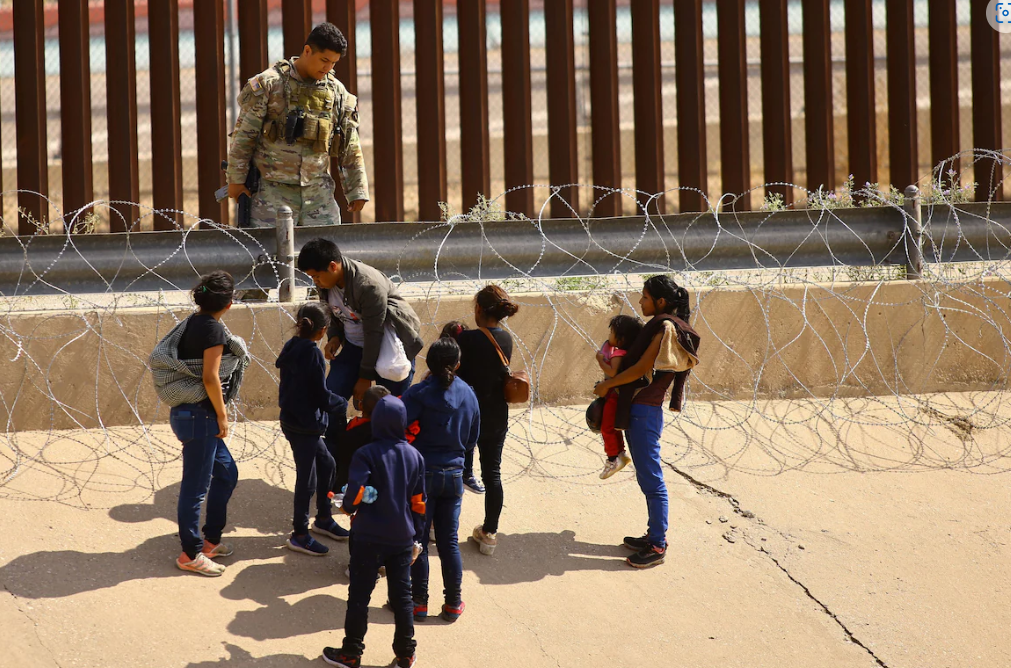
{"left": 178, "top": 314, "right": 232, "bottom": 404}
{"left": 456, "top": 327, "right": 513, "bottom": 439}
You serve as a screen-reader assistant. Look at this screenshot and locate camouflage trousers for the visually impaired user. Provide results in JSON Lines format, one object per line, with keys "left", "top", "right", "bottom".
{"left": 249, "top": 175, "right": 342, "bottom": 227}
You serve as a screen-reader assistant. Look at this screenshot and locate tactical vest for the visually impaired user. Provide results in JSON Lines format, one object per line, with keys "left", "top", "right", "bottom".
{"left": 261, "top": 60, "right": 342, "bottom": 155}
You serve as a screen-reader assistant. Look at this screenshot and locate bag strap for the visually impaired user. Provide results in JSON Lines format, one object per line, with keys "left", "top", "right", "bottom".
{"left": 478, "top": 327, "right": 510, "bottom": 369}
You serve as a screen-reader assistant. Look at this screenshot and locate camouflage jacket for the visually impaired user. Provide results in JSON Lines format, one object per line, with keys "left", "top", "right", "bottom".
{"left": 226, "top": 57, "right": 369, "bottom": 202}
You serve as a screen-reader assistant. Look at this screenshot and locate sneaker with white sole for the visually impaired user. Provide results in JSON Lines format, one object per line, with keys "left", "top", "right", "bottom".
{"left": 311, "top": 519, "right": 350, "bottom": 541}
{"left": 201, "top": 541, "right": 234, "bottom": 559}
{"left": 287, "top": 533, "right": 329, "bottom": 556}
{"left": 176, "top": 552, "right": 226, "bottom": 577}
{"left": 462, "top": 475, "right": 485, "bottom": 494}
{"left": 470, "top": 526, "right": 497, "bottom": 555}
{"left": 599, "top": 453, "right": 632, "bottom": 479}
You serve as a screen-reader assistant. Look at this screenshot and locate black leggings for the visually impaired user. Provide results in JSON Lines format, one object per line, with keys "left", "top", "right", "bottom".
{"left": 478, "top": 432, "right": 507, "bottom": 534}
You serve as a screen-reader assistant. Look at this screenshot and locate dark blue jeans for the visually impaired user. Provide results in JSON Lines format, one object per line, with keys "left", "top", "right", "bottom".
{"left": 282, "top": 429, "right": 335, "bottom": 535}
{"left": 411, "top": 467, "right": 464, "bottom": 606}
{"left": 342, "top": 539, "right": 416, "bottom": 658}
{"left": 325, "top": 340, "right": 416, "bottom": 400}
{"left": 625, "top": 404, "right": 668, "bottom": 548}
{"left": 170, "top": 403, "right": 238, "bottom": 559}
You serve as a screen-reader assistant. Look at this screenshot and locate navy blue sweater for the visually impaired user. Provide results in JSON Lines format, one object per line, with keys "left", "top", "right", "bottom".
{"left": 402, "top": 375, "right": 481, "bottom": 469}
{"left": 342, "top": 396, "right": 427, "bottom": 546}
{"left": 276, "top": 336, "right": 347, "bottom": 435}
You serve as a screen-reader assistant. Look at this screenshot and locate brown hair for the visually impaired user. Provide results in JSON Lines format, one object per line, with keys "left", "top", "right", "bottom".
{"left": 475, "top": 284, "right": 520, "bottom": 322}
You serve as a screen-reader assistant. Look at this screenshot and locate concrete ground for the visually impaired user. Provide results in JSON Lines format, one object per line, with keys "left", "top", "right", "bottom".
{"left": 1, "top": 395, "right": 1008, "bottom": 668}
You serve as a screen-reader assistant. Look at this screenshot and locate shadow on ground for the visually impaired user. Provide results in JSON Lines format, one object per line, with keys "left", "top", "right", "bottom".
{"left": 459, "top": 529, "right": 630, "bottom": 585}
{"left": 109, "top": 478, "right": 301, "bottom": 536}
{"left": 185, "top": 643, "right": 309, "bottom": 667}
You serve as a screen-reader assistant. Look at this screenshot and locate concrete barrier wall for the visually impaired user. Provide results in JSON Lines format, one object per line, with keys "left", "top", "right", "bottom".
{"left": 2, "top": 277, "right": 1010, "bottom": 432}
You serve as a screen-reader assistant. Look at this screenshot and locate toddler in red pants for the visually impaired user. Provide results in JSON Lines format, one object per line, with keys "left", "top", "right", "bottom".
{"left": 595, "top": 315, "right": 644, "bottom": 479}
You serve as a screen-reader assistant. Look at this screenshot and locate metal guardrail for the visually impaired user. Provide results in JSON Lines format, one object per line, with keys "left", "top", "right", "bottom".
{"left": 0, "top": 202, "right": 1009, "bottom": 296}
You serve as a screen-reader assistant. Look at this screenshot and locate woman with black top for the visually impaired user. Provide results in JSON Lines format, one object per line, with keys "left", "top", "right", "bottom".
{"left": 163, "top": 271, "right": 241, "bottom": 576}
{"left": 456, "top": 285, "right": 520, "bottom": 556}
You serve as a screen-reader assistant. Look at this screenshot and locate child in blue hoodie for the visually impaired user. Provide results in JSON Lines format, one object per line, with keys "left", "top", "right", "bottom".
{"left": 401, "top": 337, "right": 480, "bottom": 623}
{"left": 323, "top": 395, "right": 427, "bottom": 668}
{"left": 276, "top": 303, "right": 350, "bottom": 556}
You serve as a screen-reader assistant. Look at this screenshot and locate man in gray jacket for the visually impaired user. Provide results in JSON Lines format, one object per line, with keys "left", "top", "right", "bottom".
{"left": 296, "top": 238, "right": 424, "bottom": 406}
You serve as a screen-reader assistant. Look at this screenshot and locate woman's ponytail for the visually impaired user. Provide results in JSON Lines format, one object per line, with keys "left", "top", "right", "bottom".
{"left": 644, "top": 275, "right": 691, "bottom": 320}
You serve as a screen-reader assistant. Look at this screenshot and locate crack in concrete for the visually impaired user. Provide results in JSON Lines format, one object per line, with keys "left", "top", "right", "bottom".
{"left": 758, "top": 548, "right": 890, "bottom": 668}
{"left": 1, "top": 581, "right": 64, "bottom": 668}
{"left": 663, "top": 462, "right": 891, "bottom": 668}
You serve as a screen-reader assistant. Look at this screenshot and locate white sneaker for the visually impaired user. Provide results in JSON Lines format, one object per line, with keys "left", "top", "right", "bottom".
{"left": 176, "top": 552, "right": 226, "bottom": 577}
{"left": 600, "top": 453, "right": 632, "bottom": 479}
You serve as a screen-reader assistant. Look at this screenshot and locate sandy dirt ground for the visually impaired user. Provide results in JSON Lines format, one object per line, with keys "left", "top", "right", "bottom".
{"left": 1, "top": 396, "right": 1008, "bottom": 668}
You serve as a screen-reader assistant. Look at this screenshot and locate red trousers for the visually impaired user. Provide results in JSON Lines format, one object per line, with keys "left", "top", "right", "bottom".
{"left": 600, "top": 391, "right": 624, "bottom": 457}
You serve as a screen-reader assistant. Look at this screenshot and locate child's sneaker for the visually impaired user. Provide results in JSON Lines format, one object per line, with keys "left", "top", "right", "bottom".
{"left": 311, "top": 519, "right": 350, "bottom": 541}
{"left": 626, "top": 543, "right": 666, "bottom": 568}
{"left": 441, "top": 601, "right": 465, "bottom": 622}
{"left": 392, "top": 653, "right": 417, "bottom": 667}
{"left": 470, "top": 526, "right": 496, "bottom": 555}
{"left": 599, "top": 453, "right": 632, "bottom": 479}
{"left": 322, "top": 647, "right": 360, "bottom": 668}
{"left": 462, "top": 474, "right": 485, "bottom": 494}
{"left": 176, "top": 552, "right": 226, "bottom": 577}
{"left": 201, "top": 541, "right": 234, "bottom": 559}
{"left": 287, "top": 533, "right": 329, "bottom": 556}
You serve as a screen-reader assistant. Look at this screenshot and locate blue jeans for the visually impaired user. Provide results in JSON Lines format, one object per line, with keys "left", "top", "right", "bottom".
{"left": 625, "top": 404, "right": 668, "bottom": 548}
{"left": 411, "top": 467, "right": 464, "bottom": 606}
{"left": 325, "top": 340, "right": 415, "bottom": 400}
{"left": 343, "top": 539, "right": 416, "bottom": 658}
{"left": 282, "top": 429, "right": 335, "bottom": 535}
{"left": 170, "top": 403, "right": 239, "bottom": 559}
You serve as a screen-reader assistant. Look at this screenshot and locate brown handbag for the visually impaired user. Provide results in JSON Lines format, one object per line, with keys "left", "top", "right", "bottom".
{"left": 479, "top": 327, "right": 530, "bottom": 404}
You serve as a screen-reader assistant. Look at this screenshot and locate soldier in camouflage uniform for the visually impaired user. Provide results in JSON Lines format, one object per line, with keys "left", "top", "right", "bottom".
{"left": 226, "top": 23, "right": 368, "bottom": 226}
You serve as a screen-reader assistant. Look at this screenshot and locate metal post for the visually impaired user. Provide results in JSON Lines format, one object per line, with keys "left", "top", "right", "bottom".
{"left": 276, "top": 206, "right": 295, "bottom": 302}
{"left": 903, "top": 185, "right": 923, "bottom": 280}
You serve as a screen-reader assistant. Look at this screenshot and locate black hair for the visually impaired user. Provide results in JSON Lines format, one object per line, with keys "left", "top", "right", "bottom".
{"left": 361, "top": 385, "right": 390, "bottom": 417}
{"left": 475, "top": 284, "right": 520, "bottom": 322}
{"left": 643, "top": 275, "right": 691, "bottom": 320}
{"left": 296, "top": 238, "right": 343, "bottom": 273}
{"left": 440, "top": 320, "right": 468, "bottom": 340}
{"left": 609, "top": 314, "right": 643, "bottom": 349}
{"left": 426, "top": 337, "right": 461, "bottom": 389}
{"left": 306, "top": 22, "right": 348, "bottom": 58}
{"left": 295, "top": 301, "right": 330, "bottom": 339}
{"left": 192, "top": 270, "right": 234, "bottom": 313}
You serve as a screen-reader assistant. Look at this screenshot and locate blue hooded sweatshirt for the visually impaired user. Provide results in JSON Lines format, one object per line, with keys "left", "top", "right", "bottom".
{"left": 401, "top": 375, "right": 481, "bottom": 469}
{"left": 342, "top": 396, "right": 427, "bottom": 546}
{"left": 276, "top": 336, "right": 347, "bottom": 435}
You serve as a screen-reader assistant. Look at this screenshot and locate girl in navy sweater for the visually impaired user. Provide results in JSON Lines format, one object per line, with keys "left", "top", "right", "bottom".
{"left": 402, "top": 337, "right": 480, "bottom": 622}
{"left": 276, "top": 302, "right": 350, "bottom": 556}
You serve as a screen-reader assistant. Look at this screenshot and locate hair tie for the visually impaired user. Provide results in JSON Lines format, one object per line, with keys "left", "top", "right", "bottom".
{"left": 200, "top": 286, "right": 208, "bottom": 293}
